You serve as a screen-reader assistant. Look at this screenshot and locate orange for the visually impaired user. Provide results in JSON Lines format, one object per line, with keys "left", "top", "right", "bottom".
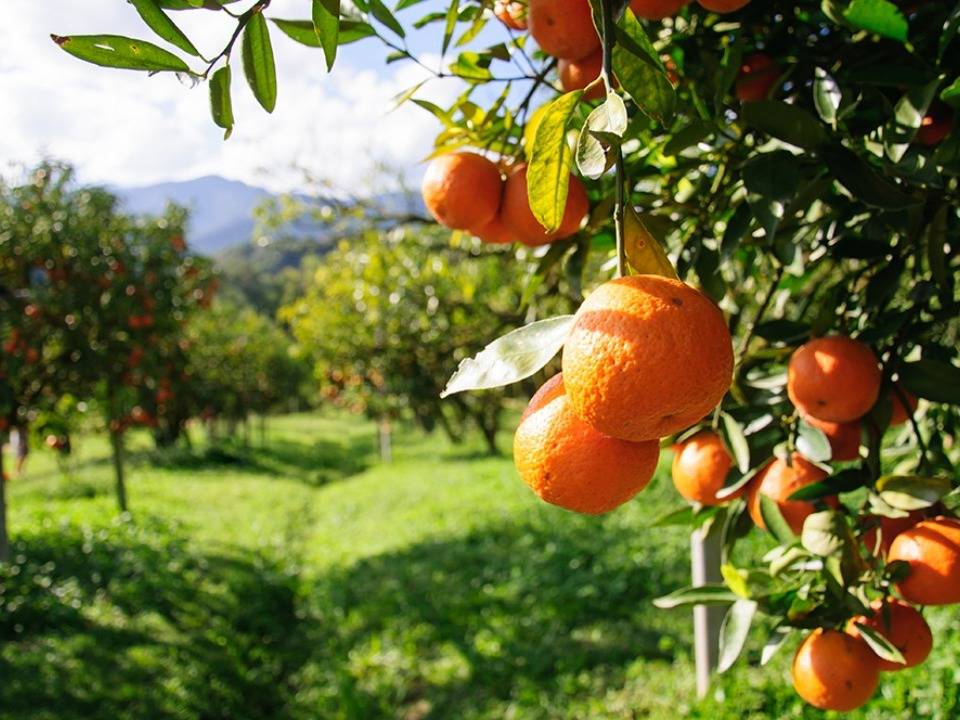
{"left": 862, "top": 511, "right": 924, "bottom": 558}
{"left": 787, "top": 336, "right": 882, "bottom": 423}
{"left": 630, "top": 0, "right": 689, "bottom": 19}
{"left": 671, "top": 431, "right": 744, "bottom": 505}
{"left": 801, "top": 412, "right": 861, "bottom": 462}
{"left": 889, "top": 385, "right": 918, "bottom": 426}
{"left": 792, "top": 628, "right": 880, "bottom": 711}
{"left": 528, "top": 0, "right": 601, "bottom": 61}
{"left": 513, "top": 374, "right": 660, "bottom": 514}
{"left": 735, "top": 53, "right": 779, "bottom": 102}
{"left": 471, "top": 214, "right": 516, "bottom": 244}
{"left": 494, "top": 0, "right": 527, "bottom": 30}
{"left": 500, "top": 165, "right": 589, "bottom": 246}
{"left": 888, "top": 517, "right": 960, "bottom": 605}
{"left": 421, "top": 151, "right": 503, "bottom": 231}
{"left": 848, "top": 599, "right": 933, "bottom": 671}
{"left": 558, "top": 49, "right": 605, "bottom": 100}
{"left": 562, "top": 275, "right": 733, "bottom": 442}
{"left": 697, "top": 0, "right": 750, "bottom": 11}
{"left": 747, "top": 454, "right": 831, "bottom": 534}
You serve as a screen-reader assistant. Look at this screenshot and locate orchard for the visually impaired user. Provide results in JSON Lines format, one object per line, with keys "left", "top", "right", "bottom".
{"left": 21, "top": 0, "right": 960, "bottom": 713}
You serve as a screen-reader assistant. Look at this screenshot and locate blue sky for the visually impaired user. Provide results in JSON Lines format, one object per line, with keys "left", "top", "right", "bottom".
{"left": 1, "top": 0, "right": 530, "bottom": 194}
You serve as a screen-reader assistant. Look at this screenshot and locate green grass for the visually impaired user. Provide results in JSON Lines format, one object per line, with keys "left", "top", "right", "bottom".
{"left": 2, "top": 413, "right": 958, "bottom": 719}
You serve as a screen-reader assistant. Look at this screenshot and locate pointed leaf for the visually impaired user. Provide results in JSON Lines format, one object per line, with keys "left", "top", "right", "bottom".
{"left": 899, "top": 359, "right": 960, "bottom": 404}
{"left": 796, "top": 418, "right": 832, "bottom": 463}
{"left": 721, "top": 412, "right": 751, "bottom": 474}
{"left": 209, "top": 65, "right": 234, "bottom": 139}
{"left": 717, "top": 599, "right": 757, "bottom": 673}
{"left": 313, "top": 0, "right": 340, "bottom": 69}
{"left": 844, "top": 0, "right": 908, "bottom": 42}
{"left": 242, "top": 11, "right": 277, "bottom": 112}
{"left": 130, "top": 0, "right": 200, "bottom": 56}
{"left": 761, "top": 626, "right": 793, "bottom": 665}
{"left": 760, "top": 493, "right": 797, "bottom": 544}
{"left": 623, "top": 206, "right": 678, "bottom": 279}
{"left": 51, "top": 34, "right": 190, "bottom": 72}
{"left": 854, "top": 622, "right": 907, "bottom": 665}
{"left": 741, "top": 101, "right": 827, "bottom": 149}
{"left": 576, "top": 91, "right": 627, "bottom": 179}
{"left": 528, "top": 91, "right": 583, "bottom": 232}
{"left": 876, "top": 475, "right": 952, "bottom": 511}
{"left": 653, "top": 584, "right": 738, "bottom": 609}
{"left": 440, "top": 316, "right": 574, "bottom": 397}
{"left": 800, "top": 510, "right": 846, "bottom": 557}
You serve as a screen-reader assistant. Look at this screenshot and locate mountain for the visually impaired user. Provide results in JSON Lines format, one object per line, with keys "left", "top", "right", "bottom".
{"left": 114, "top": 175, "right": 275, "bottom": 254}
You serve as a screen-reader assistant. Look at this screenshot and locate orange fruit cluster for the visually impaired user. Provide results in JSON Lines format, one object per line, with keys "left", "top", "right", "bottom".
{"left": 421, "top": 152, "right": 589, "bottom": 246}
{"left": 515, "top": 274, "right": 733, "bottom": 514}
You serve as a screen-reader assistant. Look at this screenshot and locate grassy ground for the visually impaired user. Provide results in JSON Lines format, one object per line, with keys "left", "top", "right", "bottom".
{"left": 1, "top": 413, "right": 958, "bottom": 719}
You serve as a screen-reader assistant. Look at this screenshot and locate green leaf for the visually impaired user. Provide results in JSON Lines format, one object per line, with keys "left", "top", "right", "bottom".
{"left": 854, "top": 622, "right": 907, "bottom": 665}
{"left": 242, "top": 11, "right": 277, "bottom": 112}
{"left": 742, "top": 150, "right": 802, "bottom": 200}
{"left": 652, "top": 583, "right": 738, "bottom": 609}
{"left": 51, "top": 34, "right": 190, "bottom": 72}
{"left": 886, "top": 80, "right": 940, "bottom": 162}
{"left": 717, "top": 599, "right": 757, "bottom": 673}
{"left": 440, "top": 315, "right": 575, "bottom": 397}
{"left": 442, "top": 0, "right": 459, "bottom": 55}
{"left": 761, "top": 626, "right": 793, "bottom": 665}
{"left": 208, "top": 65, "right": 233, "bottom": 139}
{"left": 612, "top": 10, "right": 675, "bottom": 123}
{"left": 720, "top": 563, "right": 750, "bottom": 598}
{"left": 576, "top": 92, "right": 628, "bottom": 180}
{"left": 368, "top": 0, "right": 405, "bottom": 38}
{"left": 876, "top": 475, "right": 953, "bottom": 511}
{"left": 130, "top": 0, "right": 200, "bottom": 56}
{"left": 312, "top": 0, "right": 340, "bottom": 69}
{"left": 800, "top": 510, "right": 846, "bottom": 556}
{"left": 796, "top": 418, "right": 832, "bottom": 463}
{"left": 721, "top": 413, "right": 750, "bottom": 474}
{"left": 716, "top": 463, "right": 764, "bottom": 501}
{"left": 741, "top": 101, "right": 827, "bottom": 149}
{"left": 813, "top": 67, "right": 841, "bottom": 126}
{"left": 899, "top": 359, "right": 960, "bottom": 404}
{"left": 788, "top": 468, "right": 867, "bottom": 501}
{"left": 759, "top": 494, "right": 796, "bottom": 544}
{"left": 528, "top": 91, "right": 583, "bottom": 232}
{"left": 821, "top": 145, "right": 917, "bottom": 209}
{"left": 844, "top": 0, "right": 908, "bottom": 42}
{"left": 654, "top": 504, "right": 721, "bottom": 528}
{"left": 941, "top": 77, "right": 960, "bottom": 108}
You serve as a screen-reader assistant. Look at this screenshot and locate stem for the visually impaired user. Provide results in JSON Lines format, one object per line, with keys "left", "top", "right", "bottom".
{"left": 110, "top": 430, "right": 129, "bottom": 514}
{"left": 203, "top": 0, "right": 272, "bottom": 78}
{"left": 600, "top": 0, "right": 627, "bottom": 277}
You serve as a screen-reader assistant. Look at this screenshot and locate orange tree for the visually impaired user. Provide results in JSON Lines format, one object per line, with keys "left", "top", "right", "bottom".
{"left": 48, "top": 0, "right": 960, "bottom": 710}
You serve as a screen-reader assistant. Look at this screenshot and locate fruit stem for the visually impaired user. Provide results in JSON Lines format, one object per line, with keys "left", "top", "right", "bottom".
{"left": 599, "top": 0, "right": 627, "bottom": 277}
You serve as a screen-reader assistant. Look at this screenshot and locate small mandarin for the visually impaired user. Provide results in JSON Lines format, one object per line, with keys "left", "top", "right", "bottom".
{"left": 747, "top": 454, "right": 832, "bottom": 535}
{"left": 671, "top": 431, "right": 744, "bottom": 505}
{"left": 848, "top": 599, "right": 933, "bottom": 671}
{"left": 787, "top": 336, "right": 882, "bottom": 423}
{"left": 421, "top": 151, "right": 503, "bottom": 231}
{"left": 888, "top": 517, "right": 960, "bottom": 605}
{"left": 792, "top": 628, "right": 880, "bottom": 711}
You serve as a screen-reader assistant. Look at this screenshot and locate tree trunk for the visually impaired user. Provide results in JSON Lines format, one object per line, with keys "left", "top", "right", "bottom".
{"left": 259, "top": 415, "right": 267, "bottom": 446}
{"left": 378, "top": 418, "right": 392, "bottom": 463}
{"left": 0, "top": 443, "right": 9, "bottom": 563}
{"left": 110, "top": 430, "right": 129, "bottom": 514}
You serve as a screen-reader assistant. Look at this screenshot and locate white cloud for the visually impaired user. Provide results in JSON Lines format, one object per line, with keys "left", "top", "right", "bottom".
{"left": 0, "top": 0, "right": 459, "bottom": 194}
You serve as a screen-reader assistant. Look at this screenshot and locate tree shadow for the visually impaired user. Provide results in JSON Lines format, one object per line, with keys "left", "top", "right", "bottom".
{"left": 295, "top": 517, "right": 691, "bottom": 719}
{"left": 0, "top": 518, "right": 311, "bottom": 720}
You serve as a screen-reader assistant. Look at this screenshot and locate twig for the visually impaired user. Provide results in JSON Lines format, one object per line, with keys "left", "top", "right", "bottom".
{"left": 736, "top": 263, "right": 785, "bottom": 363}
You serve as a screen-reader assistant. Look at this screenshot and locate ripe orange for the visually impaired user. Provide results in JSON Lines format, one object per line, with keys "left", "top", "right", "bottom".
{"left": 513, "top": 374, "right": 660, "bottom": 514}
{"left": 888, "top": 517, "right": 960, "bottom": 605}
{"left": 787, "top": 336, "right": 882, "bottom": 423}
{"left": 494, "top": 0, "right": 527, "bottom": 30}
{"left": 500, "top": 165, "right": 589, "bottom": 245}
{"left": 746, "top": 454, "right": 830, "bottom": 534}
{"left": 801, "top": 412, "right": 861, "bottom": 462}
{"left": 630, "top": 0, "right": 689, "bottom": 19}
{"left": 671, "top": 430, "right": 745, "bottom": 505}
{"left": 562, "top": 275, "right": 733, "bottom": 442}
{"left": 558, "top": 49, "right": 605, "bottom": 100}
{"left": 697, "top": 0, "right": 750, "bottom": 11}
{"left": 848, "top": 599, "right": 933, "bottom": 671}
{"left": 792, "top": 628, "right": 880, "bottom": 711}
{"left": 421, "top": 151, "right": 503, "bottom": 231}
{"left": 889, "top": 385, "right": 918, "bottom": 426}
{"left": 528, "top": 0, "right": 601, "bottom": 61}
{"left": 472, "top": 213, "right": 516, "bottom": 244}
{"left": 735, "top": 53, "right": 779, "bottom": 102}
{"left": 862, "top": 511, "right": 924, "bottom": 558}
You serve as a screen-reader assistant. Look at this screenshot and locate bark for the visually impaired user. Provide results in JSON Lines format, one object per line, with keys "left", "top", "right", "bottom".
{"left": 0, "top": 445, "right": 9, "bottom": 563}
{"left": 110, "top": 430, "right": 129, "bottom": 514}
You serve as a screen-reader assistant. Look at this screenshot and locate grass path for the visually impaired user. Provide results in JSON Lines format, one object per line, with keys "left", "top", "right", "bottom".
{"left": 2, "top": 413, "right": 958, "bottom": 719}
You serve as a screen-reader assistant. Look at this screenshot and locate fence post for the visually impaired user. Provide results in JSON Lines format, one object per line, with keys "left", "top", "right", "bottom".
{"left": 691, "top": 519, "right": 724, "bottom": 699}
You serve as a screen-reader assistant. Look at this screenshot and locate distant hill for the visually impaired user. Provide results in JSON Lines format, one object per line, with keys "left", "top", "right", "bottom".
{"left": 114, "top": 175, "right": 275, "bottom": 254}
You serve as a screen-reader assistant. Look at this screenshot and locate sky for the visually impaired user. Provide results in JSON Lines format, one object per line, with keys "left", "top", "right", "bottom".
{"left": 0, "top": 0, "right": 512, "bottom": 194}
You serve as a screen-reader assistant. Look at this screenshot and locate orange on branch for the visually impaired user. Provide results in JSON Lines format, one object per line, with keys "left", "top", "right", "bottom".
{"left": 471, "top": 213, "right": 517, "bottom": 244}
{"left": 848, "top": 599, "right": 933, "bottom": 671}
{"left": 747, "top": 454, "right": 831, "bottom": 534}
{"left": 888, "top": 517, "right": 960, "bottom": 605}
{"left": 801, "top": 413, "right": 861, "bottom": 462}
{"left": 671, "top": 431, "right": 743, "bottom": 505}
{"left": 697, "top": 0, "right": 751, "bottom": 11}
{"left": 862, "top": 511, "right": 924, "bottom": 558}
{"left": 888, "top": 385, "right": 918, "bottom": 426}
{"left": 500, "top": 165, "right": 588, "bottom": 246}
{"left": 735, "top": 53, "right": 780, "bottom": 102}
{"left": 562, "top": 275, "right": 733, "bottom": 442}
{"left": 421, "top": 151, "right": 504, "bottom": 231}
{"left": 792, "top": 628, "right": 880, "bottom": 711}
{"left": 787, "top": 336, "right": 882, "bottom": 423}
{"left": 528, "top": 0, "right": 601, "bottom": 61}
{"left": 513, "top": 374, "right": 660, "bottom": 514}
{"left": 917, "top": 102, "right": 953, "bottom": 146}
{"left": 558, "top": 49, "right": 605, "bottom": 100}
